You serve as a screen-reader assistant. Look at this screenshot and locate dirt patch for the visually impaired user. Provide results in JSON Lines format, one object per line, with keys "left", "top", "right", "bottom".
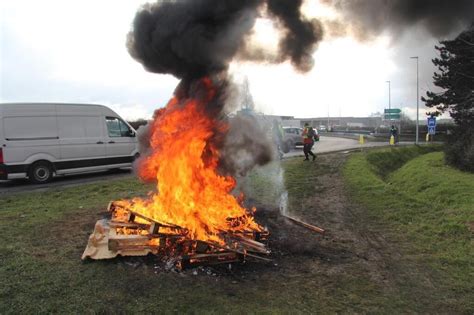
{"left": 301, "top": 154, "right": 401, "bottom": 285}
{"left": 254, "top": 154, "right": 404, "bottom": 291}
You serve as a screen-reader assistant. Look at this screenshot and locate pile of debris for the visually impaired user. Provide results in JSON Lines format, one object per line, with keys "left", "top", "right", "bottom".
{"left": 82, "top": 201, "right": 271, "bottom": 269}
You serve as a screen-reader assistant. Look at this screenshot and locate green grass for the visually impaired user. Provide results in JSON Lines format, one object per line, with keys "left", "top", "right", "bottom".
{"left": 364, "top": 144, "right": 442, "bottom": 178}
{"left": 2, "top": 148, "right": 472, "bottom": 313}
{"left": 0, "top": 157, "right": 388, "bottom": 314}
{"left": 0, "top": 178, "right": 153, "bottom": 313}
{"left": 344, "top": 146, "right": 474, "bottom": 313}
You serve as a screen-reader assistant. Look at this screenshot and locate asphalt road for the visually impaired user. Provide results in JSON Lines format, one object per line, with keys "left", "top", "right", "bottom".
{"left": 284, "top": 135, "right": 395, "bottom": 158}
{"left": 0, "top": 168, "right": 133, "bottom": 195}
{"left": 0, "top": 136, "right": 400, "bottom": 195}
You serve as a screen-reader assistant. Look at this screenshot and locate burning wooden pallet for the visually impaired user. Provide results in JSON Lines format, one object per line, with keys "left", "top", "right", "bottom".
{"left": 82, "top": 201, "right": 270, "bottom": 269}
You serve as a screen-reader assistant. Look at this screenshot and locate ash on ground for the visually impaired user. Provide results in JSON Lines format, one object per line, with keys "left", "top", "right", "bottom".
{"left": 110, "top": 205, "right": 347, "bottom": 279}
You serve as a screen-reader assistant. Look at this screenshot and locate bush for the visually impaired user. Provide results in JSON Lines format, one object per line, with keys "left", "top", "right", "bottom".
{"left": 127, "top": 119, "right": 148, "bottom": 130}
{"left": 445, "top": 125, "right": 474, "bottom": 172}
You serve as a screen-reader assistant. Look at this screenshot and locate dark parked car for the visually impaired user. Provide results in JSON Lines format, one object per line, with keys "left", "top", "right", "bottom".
{"left": 281, "top": 126, "right": 319, "bottom": 153}
{"left": 281, "top": 127, "right": 302, "bottom": 153}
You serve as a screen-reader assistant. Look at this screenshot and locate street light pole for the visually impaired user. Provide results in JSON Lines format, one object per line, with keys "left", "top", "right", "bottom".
{"left": 386, "top": 80, "right": 391, "bottom": 121}
{"left": 411, "top": 56, "right": 419, "bottom": 144}
{"left": 327, "top": 105, "right": 330, "bottom": 129}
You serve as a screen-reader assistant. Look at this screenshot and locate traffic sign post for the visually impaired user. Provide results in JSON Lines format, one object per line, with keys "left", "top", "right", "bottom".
{"left": 384, "top": 114, "right": 400, "bottom": 120}
{"left": 384, "top": 108, "right": 401, "bottom": 121}
{"left": 427, "top": 117, "right": 436, "bottom": 141}
{"left": 427, "top": 117, "right": 436, "bottom": 134}
{"left": 384, "top": 108, "right": 402, "bottom": 143}
{"left": 384, "top": 108, "right": 402, "bottom": 114}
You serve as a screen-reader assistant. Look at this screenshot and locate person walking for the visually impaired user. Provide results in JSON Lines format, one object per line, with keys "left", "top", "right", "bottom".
{"left": 302, "top": 123, "right": 317, "bottom": 161}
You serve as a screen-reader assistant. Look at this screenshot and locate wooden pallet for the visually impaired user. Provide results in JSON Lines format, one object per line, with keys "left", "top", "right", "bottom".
{"left": 82, "top": 201, "right": 271, "bottom": 269}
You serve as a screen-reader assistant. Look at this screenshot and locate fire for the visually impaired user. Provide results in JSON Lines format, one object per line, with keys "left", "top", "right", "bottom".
{"left": 117, "top": 78, "right": 262, "bottom": 245}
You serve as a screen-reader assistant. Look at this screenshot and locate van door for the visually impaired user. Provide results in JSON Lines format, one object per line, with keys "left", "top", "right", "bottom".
{"left": 104, "top": 116, "right": 136, "bottom": 160}
{"left": 58, "top": 115, "right": 106, "bottom": 160}
{"left": 3, "top": 115, "right": 60, "bottom": 164}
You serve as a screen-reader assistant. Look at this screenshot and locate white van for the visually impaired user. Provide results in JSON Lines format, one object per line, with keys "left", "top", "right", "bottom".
{"left": 0, "top": 103, "right": 139, "bottom": 183}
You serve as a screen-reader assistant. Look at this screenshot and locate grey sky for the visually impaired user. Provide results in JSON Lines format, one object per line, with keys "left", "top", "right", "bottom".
{"left": 0, "top": 0, "right": 467, "bottom": 120}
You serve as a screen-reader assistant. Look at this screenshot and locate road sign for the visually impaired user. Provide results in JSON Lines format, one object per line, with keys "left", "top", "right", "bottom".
{"left": 384, "top": 108, "right": 401, "bottom": 114}
{"left": 427, "top": 117, "right": 436, "bottom": 127}
{"left": 427, "top": 117, "right": 436, "bottom": 135}
{"left": 384, "top": 114, "right": 400, "bottom": 120}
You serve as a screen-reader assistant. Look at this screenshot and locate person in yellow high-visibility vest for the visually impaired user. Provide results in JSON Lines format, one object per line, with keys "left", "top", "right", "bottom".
{"left": 390, "top": 125, "right": 398, "bottom": 144}
{"left": 302, "top": 123, "right": 317, "bottom": 161}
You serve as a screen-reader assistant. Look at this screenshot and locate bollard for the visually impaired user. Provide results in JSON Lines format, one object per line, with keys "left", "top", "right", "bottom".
{"left": 426, "top": 133, "right": 430, "bottom": 142}
{"left": 359, "top": 134, "right": 365, "bottom": 144}
{"left": 390, "top": 135, "right": 395, "bottom": 145}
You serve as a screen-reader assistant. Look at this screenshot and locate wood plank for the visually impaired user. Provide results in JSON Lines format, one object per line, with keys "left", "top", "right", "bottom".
{"left": 229, "top": 237, "right": 270, "bottom": 254}
{"left": 109, "top": 222, "right": 147, "bottom": 229}
{"left": 108, "top": 234, "right": 150, "bottom": 241}
{"left": 203, "top": 241, "right": 272, "bottom": 262}
{"left": 282, "top": 214, "right": 325, "bottom": 235}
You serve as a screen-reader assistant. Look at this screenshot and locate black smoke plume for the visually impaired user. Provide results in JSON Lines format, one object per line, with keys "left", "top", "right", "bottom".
{"left": 127, "top": 0, "right": 323, "bottom": 78}
{"left": 323, "top": 0, "right": 474, "bottom": 38}
{"left": 267, "top": 0, "right": 323, "bottom": 72}
{"left": 128, "top": 0, "right": 474, "bottom": 81}
{"left": 127, "top": 0, "right": 261, "bottom": 79}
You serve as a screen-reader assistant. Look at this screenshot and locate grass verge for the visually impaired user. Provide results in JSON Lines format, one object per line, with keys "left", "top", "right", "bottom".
{"left": 364, "top": 144, "right": 442, "bottom": 178}
{"left": 0, "top": 155, "right": 385, "bottom": 313}
{"left": 344, "top": 146, "right": 474, "bottom": 313}
{"left": 2, "top": 147, "right": 471, "bottom": 313}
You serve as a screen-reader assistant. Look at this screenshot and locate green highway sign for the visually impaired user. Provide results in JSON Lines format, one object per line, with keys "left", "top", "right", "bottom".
{"left": 384, "top": 114, "right": 400, "bottom": 120}
{"left": 384, "top": 108, "right": 401, "bottom": 114}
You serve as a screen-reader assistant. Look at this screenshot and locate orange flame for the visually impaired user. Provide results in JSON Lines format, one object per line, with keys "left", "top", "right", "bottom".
{"left": 118, "top": 78, "right": 262, "bottom": 244}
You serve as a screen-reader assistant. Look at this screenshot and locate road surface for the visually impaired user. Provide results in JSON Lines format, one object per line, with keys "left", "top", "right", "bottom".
{"left": 0, "top": 169, "right": 133, "bottom": 195}
{"left": 0, "top": 136, "right": 400, "bottom": 194}
{"left": 284, "top": 135, "right": 395, "bottom": 158}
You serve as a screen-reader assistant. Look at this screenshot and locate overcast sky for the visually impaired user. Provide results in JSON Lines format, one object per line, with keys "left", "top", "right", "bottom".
{"left": 0, "top": 0, "right": 462, "bottom": 120}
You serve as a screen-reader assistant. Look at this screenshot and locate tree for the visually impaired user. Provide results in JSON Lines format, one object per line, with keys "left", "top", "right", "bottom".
{"left": 399, "top": 112, "right": 413, "bottom": 129}
{"left": 422, "top": 23, "right": 474, "bottom": 172}
{"left": 127, "top": 119, "right": 148, "bottom": 130}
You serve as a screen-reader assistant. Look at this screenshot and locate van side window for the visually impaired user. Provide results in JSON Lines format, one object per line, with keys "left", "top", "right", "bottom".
{"left": 106, "top": 117, "right": 132, "bottom": 137}
{"left": 4, "top": 116, "right": 58, "bottom": 140}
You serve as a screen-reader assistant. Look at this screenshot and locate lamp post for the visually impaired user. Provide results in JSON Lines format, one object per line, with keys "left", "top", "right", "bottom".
{"left": 327, "top": 105, "right": 330, "bottom": 129}
{"left": 386, "top": 80, "right": 391, "bottom": 121}
{"left": 411, "top": 56, "right": 419, "bottom": 144}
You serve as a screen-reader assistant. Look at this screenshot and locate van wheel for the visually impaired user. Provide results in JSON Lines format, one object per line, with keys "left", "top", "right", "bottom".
{"left": 28, "top": 161, "right": 53, "bottom": 184}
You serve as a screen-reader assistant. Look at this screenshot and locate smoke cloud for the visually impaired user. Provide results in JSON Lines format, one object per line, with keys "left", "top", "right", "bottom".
{"left": 266, "top": 0, "right": 323, "bottom": 72}
{"left": 219, "top": 114, "right": 273, "bottom": 177}
{"left": 322, "top": 0, "right": 474, "bottom": 39}
{"left": 127, "top": 0, "right": 323, "bottom": 78}
{"left": 127, "top": 0, "right": 261, "bottom": 79}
